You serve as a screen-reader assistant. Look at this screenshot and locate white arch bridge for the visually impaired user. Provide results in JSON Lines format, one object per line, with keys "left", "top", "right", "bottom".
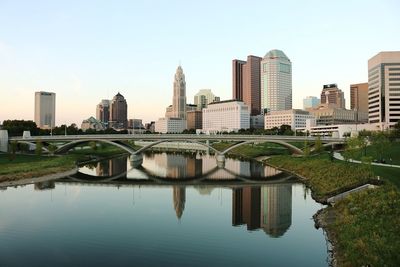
{"left": 8, "top": 134, "right": 345, "bottom": 166}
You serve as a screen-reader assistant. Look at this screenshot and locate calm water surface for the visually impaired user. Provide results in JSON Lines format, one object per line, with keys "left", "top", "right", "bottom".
{"left": 0, "top": 153, "right": 328, "bottom": 266}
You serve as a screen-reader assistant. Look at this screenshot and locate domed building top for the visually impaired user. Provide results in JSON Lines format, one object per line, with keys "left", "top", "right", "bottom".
{"left": 263, "top": 49, "right": 290, "bottom": 61}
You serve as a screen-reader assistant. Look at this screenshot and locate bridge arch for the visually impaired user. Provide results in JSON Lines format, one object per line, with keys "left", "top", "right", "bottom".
{"left": 54, "top": 139, "right": 136, "bottom": 155}
{"left": 220, "top": 140, "right": 303, "bottom": 155}
{"left": 134, "top": 139, "right": 220, "bottom": 155}
{"left": 15, "top": 140, "right": 49, "bottom": 153}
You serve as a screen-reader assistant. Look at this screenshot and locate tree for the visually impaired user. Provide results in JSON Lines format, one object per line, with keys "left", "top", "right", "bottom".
{"left": 314, "top": 135, "right": 323, "bottom": 153}
{"left": 371, "top": 132, "right": 390, "bottom": 162}
{"left": 89, "top": 141, "right": 97, "bottom": 151}
{"left": 343, "top": 136, "right": 360, "bottom": 162}
{"left": 35, "top": 139, "right": 43, "bottom": 156}
{"left": 2, "top": 120, "right": 39, "bottom": 137}
{"left": 8, "top": 140, "right": 18, "bottom": 161}
{"left": 303, "top": 140, "right": 310, "bottom": 157}
{"left": 48, "top": 144, "right": 58, "bottom": 155}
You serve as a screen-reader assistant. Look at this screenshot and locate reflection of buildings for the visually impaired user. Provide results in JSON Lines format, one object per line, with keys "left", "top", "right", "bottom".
{"left": 233, "top": 187, "right": 261, "bottom": 230}
{"left": 261, "top": 184, "right": 292, "bottom": 237}
{"left": 96, "top": 157, "right": 127, "bottom": 177}
{"left": 151, "top": 153, "right": 203, "bottom": 179}
{"left": 232, "top": 185, "right": 292, "bottom": 237}
{"left": 34, "top": 181, "right": 55, "bottom": 190}
{"left": 173, "top": 186, "right": 186, "bottom": 219}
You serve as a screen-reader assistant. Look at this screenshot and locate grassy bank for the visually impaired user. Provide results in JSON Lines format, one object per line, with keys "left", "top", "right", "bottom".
{"left": 0, "top": 145, "right": 128, "bottom": 182}
{"left": 212, "top": 141, "right": 290, "bottom": 159}
{"left": 266, "top": 154, "right": 376, "bottom": 202}
{"left": 266, "top": 154, "right": 400, "bottom": 266}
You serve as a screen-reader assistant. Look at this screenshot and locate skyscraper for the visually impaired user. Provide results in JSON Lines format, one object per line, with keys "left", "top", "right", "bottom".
{"left": 96, "top": 99, "right": 110, "bottom": 125}
{"left": 109, "top": 92, "right": 127, "bottom": 129}
{"left": 172, "top": 65, "right": 186, "bottom": 119}
{"left": 350, "top": 83, "right": 369, "bottom": 113}
{"left": 193, "top": 89, "right": 219, "bottom": 110}
{"left": 320, "top": 84, "right": 345, "bottom": 109}
{"left": 368, "top": 51, "right": 400, "bottom": 128}
{"left": 260, "top": 50, "right": 292, "bottom": 113}
{"left": 303, "top": 96, "right": 320, "bottom": 109}
{"left": 232, "top": 59, "right": 246, "bottom": 101}
{"left": 34, "top": 91, "right": 56, "bottom": 129}
{"left": 232, "top": 55, "right": 262, "bottom": 115}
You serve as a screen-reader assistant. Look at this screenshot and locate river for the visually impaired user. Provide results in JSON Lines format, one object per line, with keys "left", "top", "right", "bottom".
{"left": 0, "top": 152, "right": 328, "bottom": 266}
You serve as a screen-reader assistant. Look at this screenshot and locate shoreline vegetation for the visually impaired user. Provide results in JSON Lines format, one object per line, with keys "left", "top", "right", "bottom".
{"left": 0, "top": 145, "right": 129, "bottom": 182}
{"left": 1, "top": 140, "right": 400, "bottom": 265}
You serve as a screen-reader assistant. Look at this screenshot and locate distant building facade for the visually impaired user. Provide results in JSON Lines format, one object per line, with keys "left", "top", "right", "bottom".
{"left": 155, "top": 117, "right": 186, "bottom": 133}
{"left": 303, "top": 96, "right": 320, "bottom": 109}
{"left": 128, "top": 119, "right": 144, "bottom": 129}
{"left": 264, "top": 109, "right": 314, "bottom": 130}
{"left": 187, "top": 110, "right": 202, "bottom": 130}
{"left": 308, "top": 104, "right": 368, "bottom": 125}
{"left": 202, "top": 100, "right": 250, "bottom": 133}
{"left": 34, "top": 91, "right": 56, "bottom": 129}
{"left": 250, "top": 115, "right": 265, "bottom": 129}
{"left": 96, "top": 100, "right": 110, "bottom": 126}
{"left": 81, "top": 116, "right": 106, "bottom": 132}
{"left": 368, "top": 51, "right": 400, "bottom": 128}
{"left": 232, "top": 55, "right": 262, "bottom": 115}
{"left": 194, "top": 89, "right": 220, "bottom": 110}
{"left": 109, "top": 92, "right": 128, "bottom": 129}
{"left": 261, "top": 50, "right": 292, "bottom": 113}
{"left": 320, "top": 84, "right": 345, "bottom": 109}
{"left": 350, "top": 83, "right": 369, "bottom": 113}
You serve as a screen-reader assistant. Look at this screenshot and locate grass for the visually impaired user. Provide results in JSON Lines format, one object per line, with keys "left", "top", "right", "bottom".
{"left": 0, "top": 154, "right": 79, "bottom": 181}
{"left": 352, "top": 141, "right": 400, "bottom": 165}
{"left": 326, "top": 184, "right": 400, "bottom": 266}
{"left": 266, "top": 153, "right": 400, "bottom": 266}
{"left": 211, "top": 141, "right": 290, "bottom": 158}
{"left": 266, "top": 153, "right": 376, "bottom": 202}
{"left": 0, "top": 145, "right": 129, "bottom": 182}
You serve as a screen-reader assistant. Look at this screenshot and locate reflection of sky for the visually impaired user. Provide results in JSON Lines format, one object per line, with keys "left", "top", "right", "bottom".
{"left": 0, "top": 182, "right": 327, "bottom": 267}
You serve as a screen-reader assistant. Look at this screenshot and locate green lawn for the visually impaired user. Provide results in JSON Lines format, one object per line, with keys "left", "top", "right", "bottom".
{"left": 352, "top": 141, "right": 400, "bottom": 165}
{"left": 211, "top": 141, "right": 290, "bottom": 158}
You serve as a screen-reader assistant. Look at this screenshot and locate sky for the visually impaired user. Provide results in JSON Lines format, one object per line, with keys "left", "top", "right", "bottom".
{"left": 0, "top": 0, "right": 399, "bottom": 126}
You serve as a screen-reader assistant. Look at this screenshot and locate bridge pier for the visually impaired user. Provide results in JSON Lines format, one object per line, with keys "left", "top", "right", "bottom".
{"left": 0, "top": 130, "right": 8, "bottom": 153}
{"left": 216, "top": 154, "right": 225, "bottom": 168}
{"left": 130, "top": 153, "right": 143, "bottom": 168}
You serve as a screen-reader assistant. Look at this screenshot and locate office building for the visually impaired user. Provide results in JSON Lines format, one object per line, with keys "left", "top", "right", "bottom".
{"left": 187, "top": 110, "right": 202, "bottom": 130}
{"left": 128, "top": 119, "right": 144, "bottom": 129}
{"left": 155, "top": 117, "right": 186, "bottom": 133}
{"left": 34, "top": 91, "right": 56, "bottom": 129}
{"left": 261, "top": 49, "right": 292, "bottom": 113}
{"left": 81, "top": 116, "right": 106, "bottom": 132}
{"left": 250, "top": 115, "right": 265, "bottom": 129}
{"left": 202, "top": 100, "right": 250, "bottom": 133}
{"left": 368, "top": 51, "right": 400, "bottom": 128}
{"left": 232, "top": 55, "right": 262, "bottom": 115}
{"left": 172, "top": 65, "right": 187, "bottom": 119}
{"left": 109, "top": 92, "right": 128, "bottom": 129}
{"left": 264, "top": 109, "right": 314, "bottom": 130}
{"left": 350, "top": 83, "right": 369, "bottom": 113}
{"left": 303, "top": 96, "right": 320, "bottom": 109}
{"left": 194, "top": 89, "right": 220, "bottom": 110}
{"left": 320, "top": 84, "right": 345, "bottom": 109}
{"left": 308, "top": 104, "right": 368, "bottom": 125}
{"left": 96, "top": 100, "right": 110, "bottom": 125}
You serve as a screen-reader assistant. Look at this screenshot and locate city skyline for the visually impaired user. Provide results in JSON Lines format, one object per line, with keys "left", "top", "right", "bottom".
{"left": 0, "top": 1, "right": 399, "bottom": 125}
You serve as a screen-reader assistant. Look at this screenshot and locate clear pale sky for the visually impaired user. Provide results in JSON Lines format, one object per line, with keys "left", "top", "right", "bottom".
{"left": 0, "top": 0, "right": 399, "bottom": 126}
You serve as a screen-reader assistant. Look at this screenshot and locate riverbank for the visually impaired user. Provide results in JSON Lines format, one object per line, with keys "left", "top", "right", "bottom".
{"left": 265, "top": 153, "right": 400, "bottom": 266}
{"left": 0, "top": 146, "right": 129, "bottom": 182}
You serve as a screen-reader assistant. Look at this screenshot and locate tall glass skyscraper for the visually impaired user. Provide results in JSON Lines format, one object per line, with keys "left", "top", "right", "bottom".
{"left": 260, "top": 50, "right": 292, "bottom": 113}
{"left": 34, "top": 91, "right": 56, "bottom": 129}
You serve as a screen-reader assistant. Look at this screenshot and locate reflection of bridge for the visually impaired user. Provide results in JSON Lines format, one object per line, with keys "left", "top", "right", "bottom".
{"left": 9, "top": 134, "right": 345, "bottom": 165}
{"left": 60, "top": 164, "right": 295, "bottom": 186}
